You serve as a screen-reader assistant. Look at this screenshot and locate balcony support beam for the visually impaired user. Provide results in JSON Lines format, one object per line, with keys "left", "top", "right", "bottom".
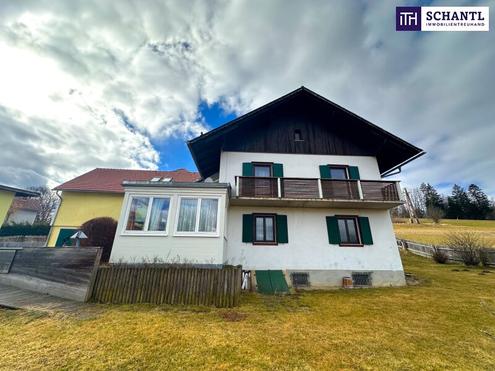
{"left": 277, "top": 177, "right": 282, "bottom": 198}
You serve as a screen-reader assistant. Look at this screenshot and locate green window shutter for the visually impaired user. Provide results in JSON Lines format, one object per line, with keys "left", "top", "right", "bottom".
{"left": 272, "top": 163, "right": 284, "bottom": 178}
{"left": 55, "top": 228, "right": 76, "bottom": 247}
{"left": 358, "top": 217, "right": 373, "bottom": 245}
{"left": 319, "top": 165, "right": 331, "bottom": 179}
{"left": 348, "top": 166, "right": 360, "bottom": 180}
{"left": 242, "top": 162, "right": 253, "bottom": 176}
{"left": 276, "top": 215, "right": 288, "bottom": 243}
{"left": 242, "top": 214, "right": 253, "bottom": 243}
{"left": 326, "top": 216, "right": 340, "bottom": 244}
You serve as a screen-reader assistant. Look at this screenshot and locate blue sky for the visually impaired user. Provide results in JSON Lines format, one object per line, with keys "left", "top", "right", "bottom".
{"left": 152, "top": 101, "right": 237, "bottom": 172}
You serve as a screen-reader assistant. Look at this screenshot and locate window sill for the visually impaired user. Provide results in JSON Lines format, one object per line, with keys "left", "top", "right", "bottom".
{"left": 121, "top": 231, "right": 168, "bottom": 237}
{"left": 173, "top": 232, "right": 220, "bottom": 238}
{"left": 339, "top": 243, "right": 364, "bottom": 247}
{"left": 252, "top": 241, "right": 278, "bottom": 246}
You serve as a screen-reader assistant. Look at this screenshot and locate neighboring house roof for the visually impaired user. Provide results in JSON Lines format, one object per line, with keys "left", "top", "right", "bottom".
{"left": 0, "top": 184, "right": 39, "bottom": 197}
{"left": 188, "top": 86, "right": 424, "bottom": 179}
{"left": 10, "top": 198, "right": 41, "bottom": 212}
{"left": 54, "top": 168, "right": 201, "bottom": 193}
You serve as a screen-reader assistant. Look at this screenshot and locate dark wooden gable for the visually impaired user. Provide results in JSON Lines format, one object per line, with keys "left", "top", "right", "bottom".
{"left": 188, "top": 87, "right": 423, "bottom": 178}
{"left": 222, "top": 94, "right": 378, "bottom": 155}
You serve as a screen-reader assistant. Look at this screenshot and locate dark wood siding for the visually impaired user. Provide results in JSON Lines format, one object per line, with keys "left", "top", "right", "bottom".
{"left": 222, "top": 97, "right": 378, "bottom": 156}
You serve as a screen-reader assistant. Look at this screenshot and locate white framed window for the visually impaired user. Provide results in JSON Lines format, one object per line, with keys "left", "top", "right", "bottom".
{"left": 174, "top": 196, "right": 220, "bottom": 237}
{"left": 123, "top": 195, "right": 171, "bottom": 235}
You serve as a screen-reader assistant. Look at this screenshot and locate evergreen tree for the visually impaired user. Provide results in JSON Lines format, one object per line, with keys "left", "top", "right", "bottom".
{"left": 467, "top": 184, "right": 491, "bottom": 219}
{"left": 446, "top": 184, "right": 470, "bottom": 219}
{"left": 419, "top": 183, "right": 444, "bottom": 211}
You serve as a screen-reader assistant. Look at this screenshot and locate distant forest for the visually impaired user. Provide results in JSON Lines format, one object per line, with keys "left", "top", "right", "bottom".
{"left": 393, "top": 183, "right": 495, "bottom": 220}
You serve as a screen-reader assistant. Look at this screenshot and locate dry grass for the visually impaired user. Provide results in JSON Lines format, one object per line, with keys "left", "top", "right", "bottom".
{"left": 1, "top": 252, "right": 495, "bottom": 369}
{"left": 394, "top": 218, "right": 495, "bottom": 246}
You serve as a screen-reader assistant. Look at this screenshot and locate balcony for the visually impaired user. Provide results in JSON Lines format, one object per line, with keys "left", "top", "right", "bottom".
{"left": 232, "top": 176, "right": 403, "bottom": 209}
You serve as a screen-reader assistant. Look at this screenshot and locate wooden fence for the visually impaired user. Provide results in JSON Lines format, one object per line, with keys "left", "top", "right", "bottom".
{"left": 397, "top": 239, "right": 495, "bottom": 266}
{"left": 91, "top": 265, "right": 242, "bottom": 307}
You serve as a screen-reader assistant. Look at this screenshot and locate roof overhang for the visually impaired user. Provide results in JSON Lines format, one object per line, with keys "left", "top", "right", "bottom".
{"left": 0, "top": 185, "right": 39, "bottom": 197}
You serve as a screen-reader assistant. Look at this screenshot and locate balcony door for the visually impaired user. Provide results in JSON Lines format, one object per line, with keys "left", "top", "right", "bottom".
{"left": 253, "top": 163, "right": 276, "bottom": 197}
{"left": 321, "top": 165, "right": 359, "bottom": 200}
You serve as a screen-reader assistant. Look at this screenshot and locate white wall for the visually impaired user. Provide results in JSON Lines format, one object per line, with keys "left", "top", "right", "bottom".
{"left": 110, "top": 187, "right": 229, "bottom": 264}
{"left": 219, "top": 151, "right": 382, "bottom": 187}
{"left": 225, "top": 206, "right": 403, "bottom": 272}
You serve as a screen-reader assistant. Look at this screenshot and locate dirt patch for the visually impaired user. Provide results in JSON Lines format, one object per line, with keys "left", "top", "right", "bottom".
{"left": 404, "top": 272, "right": 421, "bottom": 286}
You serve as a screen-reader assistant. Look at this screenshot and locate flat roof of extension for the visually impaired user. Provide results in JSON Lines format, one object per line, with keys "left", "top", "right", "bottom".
{"left": 0, "top": 184, "right": 39, "bottom": 197}
{"left": 122, "top": 181, "right": 230, "bottom": 189}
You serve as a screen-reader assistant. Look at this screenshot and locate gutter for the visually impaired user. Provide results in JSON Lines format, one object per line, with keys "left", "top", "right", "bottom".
{"left": 381, "top": 151, "right": 426, "bottom": 178}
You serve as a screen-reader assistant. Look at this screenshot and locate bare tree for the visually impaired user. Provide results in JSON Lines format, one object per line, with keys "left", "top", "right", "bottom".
{"left": 427, "top": 206, "right": 445, "bottom": 224}
{"left": 408, "top": 187, "right": 426, "bottom": 217}
{"left": 29, "top": 186, "right": 59, "bottom": 224}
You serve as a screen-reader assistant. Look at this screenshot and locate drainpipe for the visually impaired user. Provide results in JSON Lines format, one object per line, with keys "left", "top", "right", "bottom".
{"left": 45, "top": 191, "right": 63, "bottom": 247}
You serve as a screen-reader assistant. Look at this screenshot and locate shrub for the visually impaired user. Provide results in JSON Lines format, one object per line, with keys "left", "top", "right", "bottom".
{"left": 445, "top": 232, "right": 485, "bottom": 266}
{"left": 431, "top": 246, "right": 449, "bottom": 264}
{"left": 427, "top": 206, "right": 445, "bottom": 224}
{"left": 80, "top": 217, "right": 118, "bottom": 263}
{"left": 0, "top": 223, "right": 50, "bottom": 237}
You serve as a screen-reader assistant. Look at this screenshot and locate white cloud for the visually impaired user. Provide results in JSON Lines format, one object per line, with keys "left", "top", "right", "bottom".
{"left": 0, "top": 0, "right": 493, "bottom": 198}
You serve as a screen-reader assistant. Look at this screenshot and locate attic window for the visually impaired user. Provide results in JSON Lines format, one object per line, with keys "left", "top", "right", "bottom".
{"left": 161, "top": 177, "right": 172, "bottom": 182}
{"left": 294, "top": 130, "right": 303, "bottom": 141}
{"left": 150, "top": 177, "right": 162, "bottom": 182}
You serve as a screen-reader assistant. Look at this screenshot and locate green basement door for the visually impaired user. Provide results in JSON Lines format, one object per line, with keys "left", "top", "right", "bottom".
{"left": 255, "top": 270, "right": 289, "bottom": 294}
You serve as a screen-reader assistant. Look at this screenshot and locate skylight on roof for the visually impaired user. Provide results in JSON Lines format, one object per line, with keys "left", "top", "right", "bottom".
{"left": 150, "top": 177, "right": 172, "bottom": 182}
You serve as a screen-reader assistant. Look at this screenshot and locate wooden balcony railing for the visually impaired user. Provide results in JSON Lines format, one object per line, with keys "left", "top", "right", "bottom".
{"left": 238, "top": 177, "right": 278, "bottom": 198}
{"left": 235, "top": 176, "right": 401, "bottom": 202}
{"left": 360, "top": 180, "right": 400, "bottom": 201}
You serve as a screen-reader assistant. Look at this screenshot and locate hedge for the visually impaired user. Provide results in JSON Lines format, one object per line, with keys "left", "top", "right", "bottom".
{"left": 0, "top": 224, "right": 50, "bottom": 237}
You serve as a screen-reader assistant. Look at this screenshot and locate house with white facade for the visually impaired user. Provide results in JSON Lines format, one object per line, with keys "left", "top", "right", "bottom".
{"left": 110, "top": 87, "right": 424, "bottom": 289}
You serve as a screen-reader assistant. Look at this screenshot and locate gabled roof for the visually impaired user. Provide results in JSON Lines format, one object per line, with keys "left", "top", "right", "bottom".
{"left": 188, "top": 86, "right": 424, "bottom": 178}
{"left": 54, "top": 168, "right": 200, "bottom": 193}
{"left": 0, "top": 184, "right": 39, "bottom": 197}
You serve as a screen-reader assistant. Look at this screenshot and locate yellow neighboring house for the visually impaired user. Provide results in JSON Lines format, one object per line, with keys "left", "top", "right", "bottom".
{"left": 0, "top": 185, "right": 39, "bottom": 226}
{"left": 47, "top": 168, "right": 200, "bottom": 246}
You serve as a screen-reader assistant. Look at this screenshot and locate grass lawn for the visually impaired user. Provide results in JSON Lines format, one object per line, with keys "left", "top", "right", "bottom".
{"left": 1, "top": 252, "right": 495, "bottom": 370}
{"left": 394, "top": 218, "right": 495, "bottom": 246}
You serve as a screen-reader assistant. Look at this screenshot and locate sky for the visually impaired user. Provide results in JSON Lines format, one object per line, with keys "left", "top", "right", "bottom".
{"left": 0, "top": 0, "right": 493, "bottom": 197}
